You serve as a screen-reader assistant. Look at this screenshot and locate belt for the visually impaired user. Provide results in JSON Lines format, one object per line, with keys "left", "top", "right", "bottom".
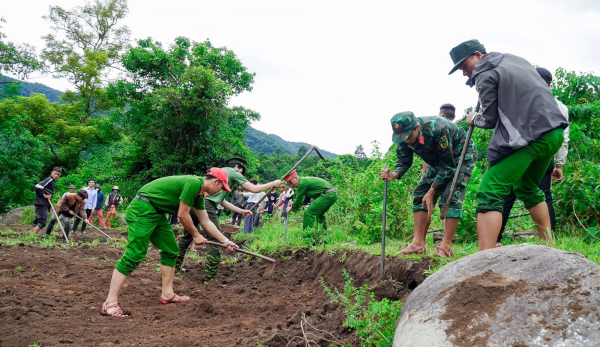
{"left": 323, "top": 188, "right": 337, "bottom": 194}
{"left": 135, "top": 194, "right": 165, "bottom": 214}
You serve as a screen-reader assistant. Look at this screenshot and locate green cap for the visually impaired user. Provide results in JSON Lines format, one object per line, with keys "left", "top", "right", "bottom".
{"left": 448, "top": 39, "right": 486, "bottom": 75}
{"left": 391, "top": 112, "right": 418, "bottom": 144}
{"left": 225, "top": 157, "right": 247, "bottom": 174}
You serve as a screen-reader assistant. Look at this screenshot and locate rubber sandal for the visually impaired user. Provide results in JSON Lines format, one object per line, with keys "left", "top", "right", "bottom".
{"left": 433, "top": 246, "right": 454, "bottom": 258}
{"left": 100, "top": 304, "right": 128, "bottom": 317}
{"left": 159, "top": 293, "right": 190, "bottom": 305}
{"left": 398, "top": 244, "right": 426, "bottom": 256}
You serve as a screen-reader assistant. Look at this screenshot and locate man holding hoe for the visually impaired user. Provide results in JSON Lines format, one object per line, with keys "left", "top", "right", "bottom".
{"left": 382, "top": 112, "right": 478, "bottom": 257}
{"left": 174, "top": 157, "right": 282, "bottom": 282}
{"left": 285, "top": 172, "right": 337, "bottom": 230}
{"left": 448, "top": 39, "right": 568, "bottom": 250}
{"left": 101, "top": 169, "right": 238, "bottom": 317}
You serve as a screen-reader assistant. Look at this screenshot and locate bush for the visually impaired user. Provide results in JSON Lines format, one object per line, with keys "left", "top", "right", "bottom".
{"left": 320, "top": 269, "right": 402, "bottom": 347}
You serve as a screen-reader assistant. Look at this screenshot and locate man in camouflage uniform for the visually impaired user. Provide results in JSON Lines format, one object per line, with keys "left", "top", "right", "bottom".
{"left": 381, "top": 111, "right": 478, "bottom": 257}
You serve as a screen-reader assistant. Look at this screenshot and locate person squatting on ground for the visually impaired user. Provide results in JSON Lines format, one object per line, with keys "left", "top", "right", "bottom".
{"left": 105, "top": 186, "right": 123, "bottom": 228}
{"left": 72, "top": 179, "right": 97, "bottom": 234}
{"left": 242, "top": 178, "right": 267, "bottom": 234}
{"left": 230, "top": 185, "right": 246, "bottom": 226}
{"left": 422, "top": 104, "right": 457, "bottom": 175}
{"left": 89, "top": 184, "right": 106, "bottom": 227}
{"left": 175, "top": 157, "right": 281, "bottom": 282}
{"left": 44, "top": 184, "right": 75, "bottom": 238}
{"left": 381, "top": 112, "right": 478, "bottom": 258}
{"left": 449, "top": 39, "right": 568, "bottom": 250}
{"left": 496, "top": 67, "right": 570, "bottom": 246}
{"left": 55, "top": 190, "right": 89, "bottom": 242}
{"left": 285, "top": 172, "right": 338, "bottom": 230}
{"left": 32, "top": 167, "right": 62, "bottom": 235}
{"left": 101, "top": 170, "right": 238, "bottom": 317}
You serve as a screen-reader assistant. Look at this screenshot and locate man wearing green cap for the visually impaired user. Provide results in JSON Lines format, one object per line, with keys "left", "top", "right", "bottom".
{"left": 448, "top": 39, "right": 568, "bottom": 250}
{"left": 381, "top": 112, "right": 478, "bottom": 257}
{"left": 175, "top": 157, "right": 282, "bottom": 282}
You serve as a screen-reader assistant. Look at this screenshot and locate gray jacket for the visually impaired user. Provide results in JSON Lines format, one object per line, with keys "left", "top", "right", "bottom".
{"left": 469, "top": 52, "right": 569, "bottom": 166}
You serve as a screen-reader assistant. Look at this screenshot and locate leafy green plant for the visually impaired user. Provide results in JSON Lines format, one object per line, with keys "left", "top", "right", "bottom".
{"left": 320, "top": 270, "right": 402, "bottom": 347}
{"left": 13, "top": 265, "right": 21, "bottom": 273}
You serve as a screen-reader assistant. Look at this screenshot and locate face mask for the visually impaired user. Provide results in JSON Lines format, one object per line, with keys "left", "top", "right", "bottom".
{"left": 113, "top": 190, "right": 118, "bottom": 194}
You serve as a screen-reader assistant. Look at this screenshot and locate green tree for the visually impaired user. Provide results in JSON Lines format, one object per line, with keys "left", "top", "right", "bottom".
{"left": 108, "top": 37, "right": 258, "bottom": 179}
{"left": 41, "top": 0, "right": 130, "bottom": 116}
{"left": 0, "top": 18, "right": 42, "bottom": 83}
{"left": 354, "top": 144, "right": 366, "bottom": 160}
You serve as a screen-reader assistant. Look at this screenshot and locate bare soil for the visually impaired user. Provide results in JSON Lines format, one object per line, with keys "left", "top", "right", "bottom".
{"left": 0, "top": 225, "right": 430, "bottom": 346}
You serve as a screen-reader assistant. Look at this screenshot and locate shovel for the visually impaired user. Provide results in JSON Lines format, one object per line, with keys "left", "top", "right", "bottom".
{"left": 205, "top": 241, "right": 276, "bottom": 279}
{"left": 48, "top": 198, "right": 69, "bottom": 243}
{"left": 440, "top": 101, "right": 480, "bottom": 219}
{"left": 73, "top": 214, "right": 113, "bottom": 240}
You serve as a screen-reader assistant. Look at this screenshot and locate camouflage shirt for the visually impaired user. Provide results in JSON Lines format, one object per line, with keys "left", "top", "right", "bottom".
{"left": 394, "top": 116, "right": 477, "bottom": 192}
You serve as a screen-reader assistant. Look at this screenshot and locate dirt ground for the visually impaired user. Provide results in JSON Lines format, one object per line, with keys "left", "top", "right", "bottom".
{"left": 0, "top": 225, "right": 430, "bottom": 347}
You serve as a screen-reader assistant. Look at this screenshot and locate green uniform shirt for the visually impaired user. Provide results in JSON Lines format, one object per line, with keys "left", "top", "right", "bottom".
{"left": 137, "top": 175, "right": 206, "bottom": 215}
{"left": 206, "top": 167, "right": 248, "bottom": 205}
{"left": 394, "top": 116, "right": 477, "bottom": 192}
{"left": 292, "top": 177, "right": 333, "bottom": 211}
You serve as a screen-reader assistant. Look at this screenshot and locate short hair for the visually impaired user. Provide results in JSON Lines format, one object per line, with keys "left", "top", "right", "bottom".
{"left": 88, "top": 178, "right": 95, "bottom": 183}
{"left": 249, "top": 178, "right": 258, "bottom": 185}
{"left": 204, "top": 174, "right": 217, "bottom": 181}
{"left": 439, "top": 103, "right": 456, "bottom": 121}
{"left": 52, "top": 167, "right": 62, "bottom": 173}
{"left": 77, "top": 190, "right": 88, "bottom": 199}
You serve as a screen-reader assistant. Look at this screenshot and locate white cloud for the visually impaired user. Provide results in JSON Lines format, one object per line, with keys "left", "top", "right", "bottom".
{"left": 3, "top": 0, "right": 599, "bottom": 155}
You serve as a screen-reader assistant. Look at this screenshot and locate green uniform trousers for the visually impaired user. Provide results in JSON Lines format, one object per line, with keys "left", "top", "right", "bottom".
{"left": 303, "top": 191, "right": 338, "bottom": 230}
{"left": 477, "top": 128, "right": 564, "bottom": 213}
{"left": 175, "top": 200, "right": 222, "bottom": 281}
{"left": 115, "top": 198, "right": 178, "bottom": 276}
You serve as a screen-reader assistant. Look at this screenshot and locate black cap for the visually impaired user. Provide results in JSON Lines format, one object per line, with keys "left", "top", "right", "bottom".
{"left": 225, "top": 157, "right": 247, "bottom": 174}
{"left": 536, "top": 67, "right": 553, "bottom": 85}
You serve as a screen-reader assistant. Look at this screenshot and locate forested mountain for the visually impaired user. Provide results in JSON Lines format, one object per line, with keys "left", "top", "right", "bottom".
{"left": 244, "top": 126, "right": 338, "bottom": 158}
{"left": 0, "top": 75, "right": 64, "bottom": 102}
{"left": 1, "top": 76, "right": 338, "bottom": 158}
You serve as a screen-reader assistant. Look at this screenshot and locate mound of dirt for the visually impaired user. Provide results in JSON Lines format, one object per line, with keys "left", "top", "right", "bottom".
{"left": 0, "top": 226, "right": 429, "bottom": 346}
{"left": 393, "top": 244, "right": 600, "bottom": 347}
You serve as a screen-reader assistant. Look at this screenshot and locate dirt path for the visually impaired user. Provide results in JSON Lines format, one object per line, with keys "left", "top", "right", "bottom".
{"left": 0, "top": 226, "right": 430, "bottom": 346}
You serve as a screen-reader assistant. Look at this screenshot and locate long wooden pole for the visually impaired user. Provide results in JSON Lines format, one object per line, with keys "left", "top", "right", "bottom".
{"left": 440, "top": 101, "right": 480, "bottom": 219}
{"left": 73, "top": 214, "right": 113, "bottom": 240}
{"left": 48, "top": 199, "right": 69, "bottom": 243}
{"left": 205, "top": 241, "right": 275, "bottom": 263}
{"left": 381, "top": 165, "right": 388, "bottom": 282}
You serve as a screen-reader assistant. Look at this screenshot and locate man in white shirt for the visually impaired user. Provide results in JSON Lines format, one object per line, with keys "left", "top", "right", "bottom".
{"left": 72, "top": 179, "right": 98, "bottom": 234}
{"left": 242, "top": 179, "right": 266, "bottom": 234}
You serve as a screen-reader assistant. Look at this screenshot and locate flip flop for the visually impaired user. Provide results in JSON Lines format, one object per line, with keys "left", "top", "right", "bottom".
{"left": 433, "top": 246, "right": 455, "bottom": 258}
{"left": 159, "top": 293, "right": 190, "bottom": 305}
{"left": 398, "top": 244, "right": 426, "bottom": 256}
{"left": 100, "top": 304, "right": 128, "bottom": 317}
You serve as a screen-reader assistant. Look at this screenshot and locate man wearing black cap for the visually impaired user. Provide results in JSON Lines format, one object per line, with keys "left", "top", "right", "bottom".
{"left": 175, "top": 157, "right": 282, "bottom": 282}
{"left": 496, "top": 67, "right": 570, "bottom": 246}
{"left": 449, "top": 39, "right": 569, "bottom": 250}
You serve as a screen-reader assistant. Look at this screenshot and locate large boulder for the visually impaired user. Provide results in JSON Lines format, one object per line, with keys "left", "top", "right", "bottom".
{"left": 0, "top": 206, "right": 32, "bottom": 225}
{"left": 393, "top": 244, "right": 600, "bottom": 347}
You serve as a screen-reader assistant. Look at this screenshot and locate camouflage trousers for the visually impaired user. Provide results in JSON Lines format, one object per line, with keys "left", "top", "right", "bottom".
{"left": 175, "top": 200, "right": 222, "bottom": 282}
{"left": 412, "top": 151, "right": 477, "bottom": 219}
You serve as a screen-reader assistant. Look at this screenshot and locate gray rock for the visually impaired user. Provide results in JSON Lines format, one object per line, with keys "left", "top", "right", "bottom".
{"left": 0, "top": 206, "right": 33, "bottom": 225}
{"left": 116, "top": 213, "right": 127, "bottom": 226}
{"left": 393, "top": 244, "right": 600, "bottom": 347}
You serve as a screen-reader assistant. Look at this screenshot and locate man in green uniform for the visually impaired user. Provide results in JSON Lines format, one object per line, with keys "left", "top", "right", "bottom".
{"left": 175, "top": 157, "right": 282, "bottom": 282}
{"left": 101, "top": 168, "right": 237, "bottom": 317}
{"left": 285, "top": 172, "right": 338, "bottom": 230}
{"left": 381, "top": 111, "right": 478, "bottom": 257}
{"left": 449, "top": 39, "right": 567, "bottom": 250}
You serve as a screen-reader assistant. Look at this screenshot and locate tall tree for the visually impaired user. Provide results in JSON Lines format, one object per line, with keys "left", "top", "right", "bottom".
{"left": 354, "top": 144, "right": 366, "bottom": 160}
{"left": 41, "top": 0, "right": 130, "bottom": 116}
{"left": 108, "top": 37, "right": 259, "bottom": 179}
{"left": 0, "top": 17, "right": 42, "bottom": 84}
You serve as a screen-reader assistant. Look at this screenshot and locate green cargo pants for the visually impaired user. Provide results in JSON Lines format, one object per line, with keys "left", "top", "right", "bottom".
{"left": 477, "top": 128, "right": 564, "bottom": 213}
{"left": 175, "top": 200, "right": 222, "bottom": 281}
{"left": 115, "top": 198, "right": 178, "bottom": 276}
{"left": 303, "top": 191, "right": 338, "bottom": 230}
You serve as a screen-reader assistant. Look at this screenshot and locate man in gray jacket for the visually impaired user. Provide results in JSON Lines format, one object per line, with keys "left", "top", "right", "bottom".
{"left": 449, "top": 39, "right": 568, "bottom": 251}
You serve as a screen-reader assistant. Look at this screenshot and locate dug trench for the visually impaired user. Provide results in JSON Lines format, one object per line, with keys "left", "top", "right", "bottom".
{"left": 0, "top": 226, "right": 430, "bottom": 347}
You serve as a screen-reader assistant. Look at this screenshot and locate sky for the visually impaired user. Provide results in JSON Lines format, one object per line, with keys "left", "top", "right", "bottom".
{"left": 2, "top": 0, "right": 600, "bottom": 155}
